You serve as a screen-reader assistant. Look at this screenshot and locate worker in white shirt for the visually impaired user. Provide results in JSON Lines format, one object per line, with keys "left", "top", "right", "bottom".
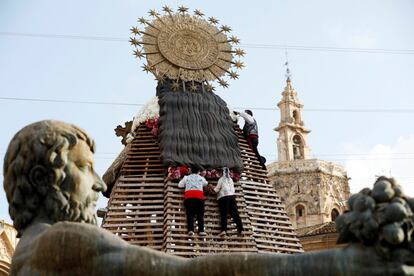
{"left": 214, "top": 167, "right": 244, "bottom": 236}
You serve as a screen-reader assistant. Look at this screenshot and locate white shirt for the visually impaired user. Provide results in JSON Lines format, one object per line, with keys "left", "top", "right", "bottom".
{"left": 238, "top": 111, "right": 255, "bottom": 124}
{"left": 214, "top": 176, "right": 235, "bottom": 200}
{"left": 178, "top": 174, "right": 208, "bottom": 192}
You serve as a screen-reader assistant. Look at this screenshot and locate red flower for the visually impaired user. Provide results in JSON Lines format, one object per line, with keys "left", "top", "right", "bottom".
{"left": 179, "top": 165, "right": 189, "bottom": 175}
{"left": 232, "top": 172, "right": 241, "bottom": 182}
{"left": 145, "top": 118, "right": 154, "bottom": 128}
{"left": 145, "top": 116, "right": 160, "bottom": 137}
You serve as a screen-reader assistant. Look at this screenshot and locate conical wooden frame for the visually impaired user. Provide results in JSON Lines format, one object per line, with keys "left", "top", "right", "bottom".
{"left": 101, "top": 123, "right": 303, "bottom": 256}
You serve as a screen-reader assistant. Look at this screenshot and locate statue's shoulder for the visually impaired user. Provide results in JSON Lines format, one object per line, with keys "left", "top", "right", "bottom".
{"left": 32, "top": 222, "right": 100, "bottom": 260}
{"left": 44, "top": 222, "right": 126, "bottom": 247}
{"left": 49, "top": 221, "right": 98, "bottom": 233}
{"left": 29, "top": 222, "right": 124, "bottom": 262}
{"left": 41, "top": 221, "right": 97, "bottom": 241}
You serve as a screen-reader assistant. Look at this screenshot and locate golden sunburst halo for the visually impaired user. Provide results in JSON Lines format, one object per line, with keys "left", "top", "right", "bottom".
{"left": 130, "top": 7, "right": 245, "bottom": 89}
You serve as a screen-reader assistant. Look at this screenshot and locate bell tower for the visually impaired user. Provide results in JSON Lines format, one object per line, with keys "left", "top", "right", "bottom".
{"left": 268, "top": 62, "right": 351, "bottom": 250}
{"left": 274, "top": 74, "right": 311, "bottom": 161}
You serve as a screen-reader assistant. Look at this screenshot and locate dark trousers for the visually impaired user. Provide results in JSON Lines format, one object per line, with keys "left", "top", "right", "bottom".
{"left": 184, "top": 198, "right": 205, "bottom": 232}
{"left": 248, "top": 136, "right": 266, "bottom": 169}
{"left": 218, "top": 195, "right": 244, "bottom": 233}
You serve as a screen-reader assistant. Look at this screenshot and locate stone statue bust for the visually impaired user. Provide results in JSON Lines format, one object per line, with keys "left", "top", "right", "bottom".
{"left": 4, "top": 120, "right": 414, "bottom": 275}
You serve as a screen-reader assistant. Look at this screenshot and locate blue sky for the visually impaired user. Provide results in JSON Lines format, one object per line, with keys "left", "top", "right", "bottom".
{"left": 1, "top": 0, "right": 413, "bottom": 223}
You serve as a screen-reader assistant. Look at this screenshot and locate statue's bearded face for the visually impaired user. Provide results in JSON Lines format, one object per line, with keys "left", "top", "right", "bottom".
{"left": 46, "top": 139, "right": 106, "bottom": 225}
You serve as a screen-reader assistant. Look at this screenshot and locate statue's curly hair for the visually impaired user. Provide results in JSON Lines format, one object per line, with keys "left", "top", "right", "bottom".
{"left": 3, "top": 120, "right": 95, "bottom": 236}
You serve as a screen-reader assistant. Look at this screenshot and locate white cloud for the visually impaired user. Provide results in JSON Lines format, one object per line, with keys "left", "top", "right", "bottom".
{"left": 345, "top": 135, "right": 414, "bottom": 197}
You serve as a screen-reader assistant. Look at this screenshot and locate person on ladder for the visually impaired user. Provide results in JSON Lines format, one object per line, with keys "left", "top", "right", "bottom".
{"left": 234, "top": 109, "right": 266, "bottom": 169}
{"left": 214, "top": 167, "right": 244, "bottom": 237}
{"left": 178, "top": 167, "right": 208, "bottom": 236}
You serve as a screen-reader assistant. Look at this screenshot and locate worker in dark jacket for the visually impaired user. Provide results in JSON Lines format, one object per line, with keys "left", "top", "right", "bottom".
{"left": 234, "top": 110, "right": 266, "bottom": 169}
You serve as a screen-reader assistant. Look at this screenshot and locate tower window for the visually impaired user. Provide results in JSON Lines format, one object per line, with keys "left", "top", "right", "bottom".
{"left": 292, "top": 135, "right": 304, "bottom": 160}
{"left": 296, "top": 204, "right": 305, "bottom": 218}
{"left": 292, "top": 110, "right": 300, "bottom": 124}
{"left": 331, "top": 208, "right": 340, "bottom": 221}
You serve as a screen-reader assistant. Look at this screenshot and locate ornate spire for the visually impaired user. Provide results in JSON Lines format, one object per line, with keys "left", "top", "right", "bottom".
{"left": 275, "top": 56, "right": 311, "bottom": 162}
{"left": 284, "top": 51, "right": 292, "bottom": 82}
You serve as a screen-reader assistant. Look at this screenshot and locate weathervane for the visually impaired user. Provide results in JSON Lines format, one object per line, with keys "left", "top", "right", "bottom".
{"left": 130, "top": 6, "right": 245, "bottom": 91}
{"left": 284, "top": 50, "right": 292, "bottom": 81}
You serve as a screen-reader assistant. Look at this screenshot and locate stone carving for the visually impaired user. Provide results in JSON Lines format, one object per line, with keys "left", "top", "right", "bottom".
{"left": 4, "top": 121, "right": 414, "bottom": 275}
{"left": 269, "top": 159, "right": 350, "bottom": 228}
{"left": 337, "top": 176, "right": 414, "bottom": 262}
{"left": 3, "top": 121, "right": 105, "bottom": 237}
{"left": 277, "top": 136, "right": 287, "bottom": 162}
{"left": 0, "top": 220, "right": 18, "bottom": 275}
{"left": 0, "top": 238, "right": 8, "bottom": 263}
{"left": 268, "top": 159, "right": 347, "bottom": 178}
{"left": 114, "top": 120, "right": 133, "bottom": 145}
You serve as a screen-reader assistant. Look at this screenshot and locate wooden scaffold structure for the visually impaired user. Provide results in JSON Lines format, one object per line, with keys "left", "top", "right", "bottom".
{"left": 100, "top": 6, "right": 303, "bottom": 257}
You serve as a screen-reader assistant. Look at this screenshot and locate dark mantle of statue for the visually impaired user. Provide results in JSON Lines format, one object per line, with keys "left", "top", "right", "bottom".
{"left": 3, "top": 120, "right": 414, "bottom": 275}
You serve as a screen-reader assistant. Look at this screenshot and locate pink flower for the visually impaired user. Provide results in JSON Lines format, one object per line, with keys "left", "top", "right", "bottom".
{"left": 167, "top": 166, "right": 182, "bottom": 180}
{"left": 174, "top": 168, "right": 181, "bottom": 178}
{"left": 205, "top": 170, "right": 211, "bottom": 178}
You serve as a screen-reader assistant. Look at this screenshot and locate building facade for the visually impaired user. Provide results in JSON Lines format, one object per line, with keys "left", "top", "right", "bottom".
{"left": 268, "top": 159, "right": 350, "bottom": 229}
{"left": 268, "top": 77, "right": 350, "bottom": 251}
{"left": 0, "top": 220, "right": 18, "bottom": 276}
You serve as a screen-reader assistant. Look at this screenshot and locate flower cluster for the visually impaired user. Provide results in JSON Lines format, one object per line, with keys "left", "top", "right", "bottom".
{"left": 145, "top": 117, "right": 159, "bottom": 137}
{"left": 167, "top": 166, "right": 241, "bottom": 182}
{"left": 167, "top": 166, "right": 189, "bottom": 180}
{"left": 131, "top": 96, "right": 160, "bottom": 134}
{"left": 200, "top": 169, "right": 220, "bottom": 179}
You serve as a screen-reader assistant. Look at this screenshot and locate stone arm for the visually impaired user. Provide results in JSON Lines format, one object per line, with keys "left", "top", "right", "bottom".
{"left": 11, "top": 222, "right": 185, "bottom": 276}
{"left": 12, "top": 223, "right": 414, "bottom": 276}
{"left": 187, "top": 245, "right": 414, "bottom": 276}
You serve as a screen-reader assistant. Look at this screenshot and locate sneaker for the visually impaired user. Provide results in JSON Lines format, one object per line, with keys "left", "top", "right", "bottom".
{"left": 218, "top": 231, "right": 226, "bottom": 237}
{"left": 188, "top": 231, "right": 195, "bottom": 236}
{"left": 199, "top": 231, "right": 207, "bottom": 236}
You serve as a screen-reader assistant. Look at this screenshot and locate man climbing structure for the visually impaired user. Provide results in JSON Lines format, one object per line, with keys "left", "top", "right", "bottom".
{"left": 235, "top": 110, "right": 266, "bottom": 169}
